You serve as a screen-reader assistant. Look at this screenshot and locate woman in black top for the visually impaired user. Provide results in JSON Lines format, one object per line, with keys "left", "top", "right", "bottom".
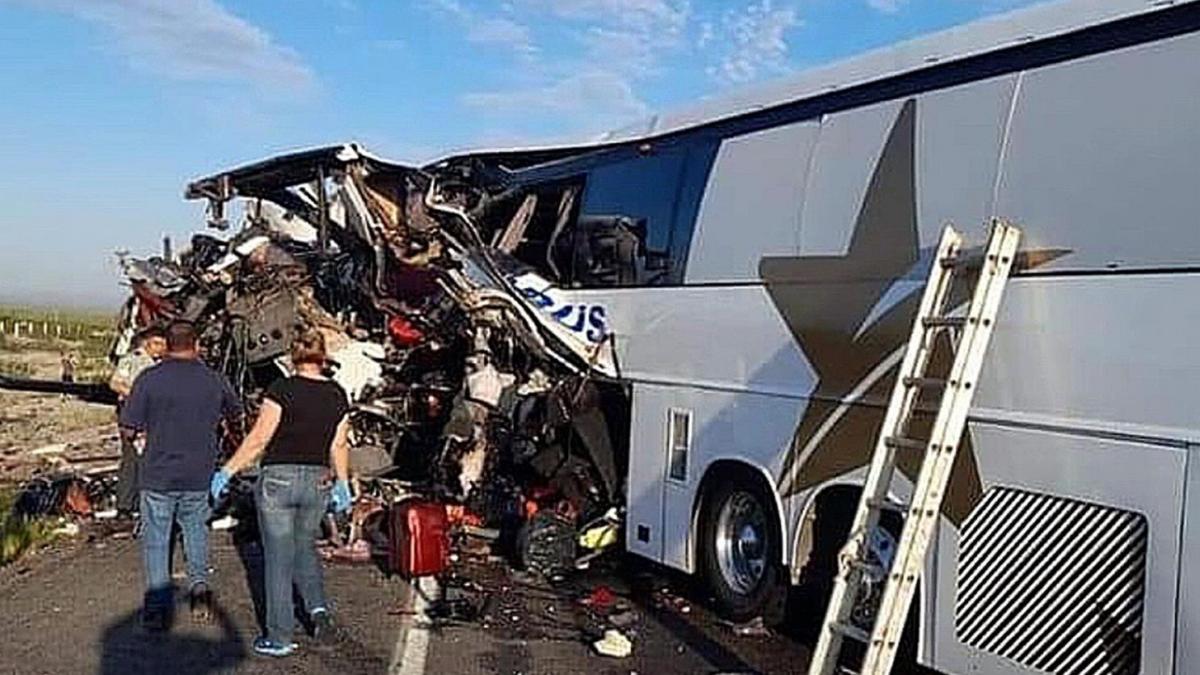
{"left": 211, "top": 330, "right": 351, "bottom": 657}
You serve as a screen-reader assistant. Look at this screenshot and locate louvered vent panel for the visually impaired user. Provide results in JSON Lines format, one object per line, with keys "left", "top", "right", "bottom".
{"left": 956, "top": 488, "right": 1147, "bottom": 675}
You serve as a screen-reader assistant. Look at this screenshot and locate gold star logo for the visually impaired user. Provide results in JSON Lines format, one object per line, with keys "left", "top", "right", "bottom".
{"left": 761, "top": 99, "right": 1067, "bottom": 525}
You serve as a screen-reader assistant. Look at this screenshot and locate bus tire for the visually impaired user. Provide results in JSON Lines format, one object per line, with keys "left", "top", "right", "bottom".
{"left": 699, "top": 471, "right": 785, "bottom": 623}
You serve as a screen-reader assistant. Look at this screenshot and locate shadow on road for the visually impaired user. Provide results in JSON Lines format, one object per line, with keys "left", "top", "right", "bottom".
{"left": 98, "top": 602, "right": 248, "bottom": 675}
{"left": 232, "top": 530, "right": 269, "bottom": 635}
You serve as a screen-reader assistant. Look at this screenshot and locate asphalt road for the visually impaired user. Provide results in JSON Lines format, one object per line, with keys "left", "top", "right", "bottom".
{"left": 0, "top": 525, "right": 834, "bottom": 675}
{"left": 0, "top": 526, "right": 409, "bottom": 674}
{"left": 412, "top": 554, "right": 815, "bottom": 675}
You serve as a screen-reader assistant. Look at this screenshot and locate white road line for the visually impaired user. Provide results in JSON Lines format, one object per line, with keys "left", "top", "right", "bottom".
{"left": 389, "top": 576, "right": 438, "bottom": 675}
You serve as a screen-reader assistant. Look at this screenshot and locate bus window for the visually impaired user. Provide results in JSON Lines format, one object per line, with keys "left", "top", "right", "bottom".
{"left": 567, "top": 146, "right": 689, "bottom": 287}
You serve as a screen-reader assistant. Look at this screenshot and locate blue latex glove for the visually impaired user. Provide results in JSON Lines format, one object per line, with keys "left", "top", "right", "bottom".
{"left": 330, "top": 480, "right": 352, "bottom": 514}
{"left": 209, "top": 469, "right": 231, "bottom": 503}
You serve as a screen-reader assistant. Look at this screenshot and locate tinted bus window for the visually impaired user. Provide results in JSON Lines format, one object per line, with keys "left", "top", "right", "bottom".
{"left": 566, "top": 149, "right": 684, "bottom": 287}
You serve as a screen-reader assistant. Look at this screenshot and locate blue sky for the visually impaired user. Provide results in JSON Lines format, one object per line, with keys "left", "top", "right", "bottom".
{"left": 0, "top": 0, "right": 1038, "bottom": 308}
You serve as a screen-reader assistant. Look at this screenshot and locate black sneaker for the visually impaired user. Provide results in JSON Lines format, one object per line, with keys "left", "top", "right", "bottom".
{"left": 141, "top": 606, "right": 168, "bottom": 633}
{"left": 310, "top": 608, "right": 336, "bottom": 649}
{"left": 189, "top": 583, "right": 214, "bottom": 623}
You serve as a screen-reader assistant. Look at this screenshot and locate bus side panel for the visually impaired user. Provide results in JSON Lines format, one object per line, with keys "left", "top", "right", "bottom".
{"left": 924, "top": 30, "right": 1200, "bottom": 674}
{"left": 599, "top": 285, "right": 815, "bottom": 399}
{"left": 1178, "top": 445, "right": 1200, "bottom": 674}
{"left": 627, "top": 382, "right": 802, "bottom": 573}
{"left": 978, "top": 275, "right": 1200, "bottom": 437}
{"left": 993, "top": 31, "right": 1200, "bottom": 271}
{"left": 626, "top": 381, "right": 668, "bottom": 562}
{"left": 684, "top": 119, "right": 817, "bottom": 283}
{"left": 930, "top": 275, "right": 1200, "bottom": 674}
{"left": 932, "top": 424, "right": 1185, "bottom": 675}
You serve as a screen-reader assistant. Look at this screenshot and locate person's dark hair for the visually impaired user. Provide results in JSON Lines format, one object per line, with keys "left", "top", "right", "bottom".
{"left": 136, "top": 325, "right": 165, "bottom": 346}
{"left": 290, "top": 329, "right": 326, "bottom": 367}
{"left": 165, "top": 321, "right": 198, "bottom": 352}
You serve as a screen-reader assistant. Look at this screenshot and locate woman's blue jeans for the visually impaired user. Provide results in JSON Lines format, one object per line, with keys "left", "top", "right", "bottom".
{"left": 256, "top": 464, "right": 329, "bottom": 643}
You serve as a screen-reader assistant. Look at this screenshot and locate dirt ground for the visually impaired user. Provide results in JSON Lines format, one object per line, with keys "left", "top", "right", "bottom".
{"left": 0, "top": 388, "right": 118, "bottom": 483}
{"left": 0, "top": 346, "right": 119, "bottom": 484}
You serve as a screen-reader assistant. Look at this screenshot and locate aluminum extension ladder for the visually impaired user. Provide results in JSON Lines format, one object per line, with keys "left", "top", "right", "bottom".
{"left": 807, "top": 220, "right": 1021, "bottom": 675}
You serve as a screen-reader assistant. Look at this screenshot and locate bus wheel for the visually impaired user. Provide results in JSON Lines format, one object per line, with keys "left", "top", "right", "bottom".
{"left": 699, "top": 473, "right": 784, "bottom": 623}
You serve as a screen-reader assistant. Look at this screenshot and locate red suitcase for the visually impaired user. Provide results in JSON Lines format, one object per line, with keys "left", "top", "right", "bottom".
{"left": 388, "top": 499, "right": 449, "bottom": 578}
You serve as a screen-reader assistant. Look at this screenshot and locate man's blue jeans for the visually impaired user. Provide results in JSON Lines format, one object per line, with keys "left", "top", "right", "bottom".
{"left": 256, "top": 464, "right": 329, "bottom": 643}
{"left": 140, "top": 490, "right": 210, "bottom": 609}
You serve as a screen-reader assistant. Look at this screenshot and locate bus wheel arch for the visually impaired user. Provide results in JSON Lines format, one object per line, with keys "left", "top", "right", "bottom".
{"left": 693, "top": 460, "right": 788, "bottom": 623}
{"left": 787, "top": 481, "right": 922, "bottom": 660}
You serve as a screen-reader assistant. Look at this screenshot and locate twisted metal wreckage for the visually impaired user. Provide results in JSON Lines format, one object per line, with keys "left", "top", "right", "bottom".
{"left": 114, "top": 143, "right": 636, "bottom": 569}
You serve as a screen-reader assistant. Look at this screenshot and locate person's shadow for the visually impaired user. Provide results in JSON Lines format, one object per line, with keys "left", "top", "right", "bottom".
{"left": 98, "top": 601, "right": 248, "bottom": 675}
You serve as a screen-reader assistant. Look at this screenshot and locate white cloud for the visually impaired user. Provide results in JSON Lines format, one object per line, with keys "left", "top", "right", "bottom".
{"left": 453, "top": 0, "right": 802, "bottom": 136}
{"left": 427, "top": 0, "right": 536, "bottom": 55}
{"left": 706, "top": 0, "right": 801, "bottom": 85}
{"left": 462, "top": 70, "right": 649, "bottom": 129}
{"left": 453, "top": 0, "right": 692, "bottom": 134}
{"left": 867, "top": 0, "right": 906, "bottom": 13}
{"left": 14, "top": 0, "right": 315, "bottom": 94}
{"left": 468, "top": 16, "right": 536, "bottom": 53}
{"left": 579, "top": 26, "right": 661, "bottom": 78}
{"left": 527, "top": 0, "right": 690, "bottom": 38}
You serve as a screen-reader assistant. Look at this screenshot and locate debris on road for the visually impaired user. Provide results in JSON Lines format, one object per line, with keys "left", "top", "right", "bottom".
{"left": 28, "top": 444, "right": 67, "bottom": 457}
{"left": 51, "top": 521, "right": 80, "bottom": 537}
{"left": 11, "top": 472, "right": 112, "bottom": 520}
{"left": 608, "top": 609, "right": 639, "bottom": 628}
{"left": 594, "top": 628, "right": 634, "bottom": 658}
{"left": 728, "top": 616, "right": 772, "bottom": 637}
{"left": 580, "top": 584, "right": 616, "bottom": 612}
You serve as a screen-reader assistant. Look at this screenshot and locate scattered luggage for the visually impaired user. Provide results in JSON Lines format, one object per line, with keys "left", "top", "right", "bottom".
{"left": 12, "top": 474, "right": 95, "bottom": 520}
{"left": 387, "top": 498, "right": 449, "bottom": 578}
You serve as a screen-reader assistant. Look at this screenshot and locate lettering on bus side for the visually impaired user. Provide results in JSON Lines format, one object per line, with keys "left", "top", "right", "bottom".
{"left": 511, "top": 273, "right": 610, "bottom": 343}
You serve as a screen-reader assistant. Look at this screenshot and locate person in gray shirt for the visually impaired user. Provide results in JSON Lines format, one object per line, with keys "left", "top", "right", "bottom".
{"left": 108, "top": 325, "right": 166, "bottom": 518}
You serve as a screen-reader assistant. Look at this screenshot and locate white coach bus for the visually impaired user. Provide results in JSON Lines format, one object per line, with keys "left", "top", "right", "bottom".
{"left": 470, "top": 1, "right": 1200, "bottom": 673}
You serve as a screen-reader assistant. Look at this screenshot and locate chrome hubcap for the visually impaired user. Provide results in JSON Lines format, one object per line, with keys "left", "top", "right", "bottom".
{"left": 714, "top": 491, "right": 769, "bottom": 595}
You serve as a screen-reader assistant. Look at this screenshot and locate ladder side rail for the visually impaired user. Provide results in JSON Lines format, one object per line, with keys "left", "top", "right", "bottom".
{"left": 807, "top": 226, "right": 964, "bottom": 675}
{"left": 860, "top": 222, "right": 1021, "bottom": 674}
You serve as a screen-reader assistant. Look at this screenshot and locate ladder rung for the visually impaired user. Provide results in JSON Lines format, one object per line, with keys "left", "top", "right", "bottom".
{"left": 922, "top": 316, "right": 967, "bottom": 329}
{"left": 831, "top": 622, "right": 871, "bottom": 643}
{"left": 846, "top": 558, "right": 874, "bottom": 573}
{"left": 867, "top": 498, "right": 909, "bottom": 514}
{"left": 884, "top": 436, "right": 927, "bottom": 452}
{"left": 940, "top": 245, "right": 985, "bottom": 270}
{"left": 902, "top": 376, "right": 947, "bottom": 390}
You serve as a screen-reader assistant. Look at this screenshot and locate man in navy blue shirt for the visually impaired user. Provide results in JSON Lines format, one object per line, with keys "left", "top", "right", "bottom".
{"left": 120, "top": 321, "right": 243, "bottom": 631}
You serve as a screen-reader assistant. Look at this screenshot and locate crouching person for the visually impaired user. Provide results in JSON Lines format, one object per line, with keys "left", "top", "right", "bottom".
{"left": 212, "top": 330, "right": 352, "bottom": 657}
{"left": 118, "top": 321, "right": 243, "bottom": 631}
